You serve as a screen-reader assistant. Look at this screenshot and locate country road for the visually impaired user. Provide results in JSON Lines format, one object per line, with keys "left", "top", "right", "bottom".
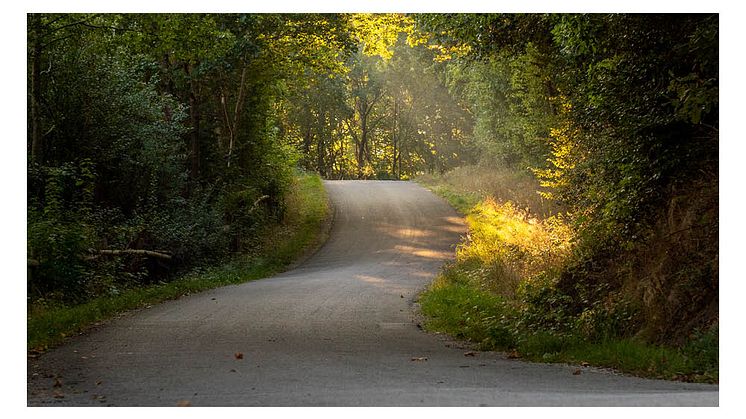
{"left": 27, "top": 180, "right": 718, "bottom": 406}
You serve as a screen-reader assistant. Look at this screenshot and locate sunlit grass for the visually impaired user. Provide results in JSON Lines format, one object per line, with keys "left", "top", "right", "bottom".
{"left": 420, "top": 170, "right": 573, "bottom": 298}
{"left": 459, "top": 198, "right": 573, "bottom": 295}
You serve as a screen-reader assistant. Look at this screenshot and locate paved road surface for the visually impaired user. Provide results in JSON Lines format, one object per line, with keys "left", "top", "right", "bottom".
{"left": 27, "top": 180, "right": 718, "bottom": 406}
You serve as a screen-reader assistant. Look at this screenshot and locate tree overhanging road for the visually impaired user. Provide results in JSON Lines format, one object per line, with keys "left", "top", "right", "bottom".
{"left": 27, "top": 181, "right": 718, "bottom": 406}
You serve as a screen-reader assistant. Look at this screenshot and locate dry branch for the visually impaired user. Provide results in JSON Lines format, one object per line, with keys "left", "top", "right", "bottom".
{"left": 90, "top": 249, "right": 173, "bottom": 260}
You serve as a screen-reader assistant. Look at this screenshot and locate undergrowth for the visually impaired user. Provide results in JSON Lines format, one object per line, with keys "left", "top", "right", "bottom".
{"left": 28, "top": 171, "right": 329, "bottom": 351}
{"left": 417, "top": 167, "right": 718, "bottom": 384}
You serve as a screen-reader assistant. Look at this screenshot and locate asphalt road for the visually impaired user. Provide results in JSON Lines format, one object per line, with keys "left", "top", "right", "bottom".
{"left": 27, "top": 180, "right": 718, "bottom": 406}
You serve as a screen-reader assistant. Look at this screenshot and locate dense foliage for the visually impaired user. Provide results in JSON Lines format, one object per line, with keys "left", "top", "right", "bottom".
{"left": 416, "top": 14, "right": 718, "bottom": 347}
{"left": 27, "top": 14, "right": 355, "bottom": 303}
{"left": 28, "top": 13, "right": 718, "bottom": 355}
{"left": 27, "top": 13, "right": 474, "bottom": 304}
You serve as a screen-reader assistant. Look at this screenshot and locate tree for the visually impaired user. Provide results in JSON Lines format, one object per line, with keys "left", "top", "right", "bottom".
{"left": 414, "top": 13, "right": 719, "bottom": 342}
{"left": 26, "top": 13, "right": 360, "bottom": 302}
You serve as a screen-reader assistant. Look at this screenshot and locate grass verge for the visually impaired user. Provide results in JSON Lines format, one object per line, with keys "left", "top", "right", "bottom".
{"left": 28, "top": 171, "right": 330, "bottom": 351}
{"left": 416, "top": 170, "right": 718, "bottom": 384}
{"left": 420, "top": 280, "right": 718, "bottom": 383}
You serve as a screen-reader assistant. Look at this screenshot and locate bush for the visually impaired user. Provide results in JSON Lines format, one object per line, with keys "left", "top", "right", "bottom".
{"left": 680, "top": 326, "right": 718, "bottom": 379}
{"left": 28, "top": 218, "right": 93, "bottom": 302}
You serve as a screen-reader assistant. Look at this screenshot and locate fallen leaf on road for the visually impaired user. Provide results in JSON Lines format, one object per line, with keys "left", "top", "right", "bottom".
{"left": 176, "top": 400, "right": 192, "bottom": 407}
{"left": 234, "top": 352, "right": 244, "bottom": 360}
{"left": 53, "top": 378, "right": 63, "bottom": 388}
{"left": 573, "top": 368, "right": 582, "bottom": 375}
{"left": 507, "top": 350, "right": 520, "bottom": 359}
{"left": 53, "top": 391, "right": 64, "bottom": 399}
{"left": 411, "top": 357, "right": 428, "bottom": 362}
{"left": 96, "top": 380, "right": 103, "bottom": 386}
{"left": 464, "top": 351, "right": 476, "bottom": 357}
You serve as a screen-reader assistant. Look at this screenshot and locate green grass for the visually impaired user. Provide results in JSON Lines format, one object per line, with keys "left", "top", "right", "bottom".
{"left": 416, "top": 179, "right": 481, "bottom": 215}
{"left": 420, "top": 280, "right": 718, "bottom": 383}
{"left": 420, "top": 279, "right": 511, "bottom": 344}
{"left": 28, "top": 171, "right": 330, "bottom": 351}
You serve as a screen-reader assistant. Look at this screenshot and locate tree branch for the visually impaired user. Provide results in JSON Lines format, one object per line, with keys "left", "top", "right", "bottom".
{"left": 90, "top": 249, "right": 173, "bottom": 260}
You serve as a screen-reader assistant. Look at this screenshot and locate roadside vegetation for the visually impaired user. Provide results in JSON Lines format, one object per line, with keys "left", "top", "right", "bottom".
{"left": 411, "top": 14, "right": 717, "bottom": 384}
{"left": 27, "top": 13, "right": 470, "bottom": 324}
{"left": 28, "top": 171, "right": 329, "bottom": 351}
{"left": 28, "top": 14, "right": 717, "bottom": 382}
{"left": 418, "top": 167, "right": 717, "bottom": 383}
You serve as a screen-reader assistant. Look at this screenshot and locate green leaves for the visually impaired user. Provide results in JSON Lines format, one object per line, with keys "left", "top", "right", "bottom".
{"left": 668, "top": 72, "right": 718, "bottom": 125}
{"left": 417, "top": 13, "right": 718, "bottom": 351}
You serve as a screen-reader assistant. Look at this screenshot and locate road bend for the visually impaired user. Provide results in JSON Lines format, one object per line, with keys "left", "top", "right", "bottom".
{"left": 27, "top": 180, "right": 718, "bottom": 406}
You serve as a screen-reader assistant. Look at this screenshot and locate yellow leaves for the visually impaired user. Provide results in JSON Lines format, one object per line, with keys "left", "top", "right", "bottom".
{"left": 428, "top": 43, "right": 472, "bottom": 62}
{"left": 350, "top": 13, "right": 415, "bottom": 60}
{"left": 406, "top": 30, "right": 430, "bottom": 48}
{"left": 535, "top": 110, "right": 583, "bottom": 196}
{"left": 537, "top": 96, "right": 581, "bottom": 191}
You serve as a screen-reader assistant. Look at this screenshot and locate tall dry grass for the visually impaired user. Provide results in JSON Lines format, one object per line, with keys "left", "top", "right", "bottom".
{"left": 630, "top": 178, "right": 718, "bottom": 344}
{"left": 458, "top": 198, "right": 574, "bottom": 297}
{"left": 419, "top": 165, "right": 573, "bottom": 298}
{"left": 419, "top": 164, "right": 560, "bottom": 219}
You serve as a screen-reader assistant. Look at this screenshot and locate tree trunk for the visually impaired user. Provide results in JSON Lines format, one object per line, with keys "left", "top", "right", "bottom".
{"left": 186, "top": 63, "right": 201, "bottom": 179}
{"left": 29, "top": 14, "right": 43, "bottom": 162}
{"left": 392, "top": 97, "right": 399, "bottom": 179}
{"left": 219, "top": 90, "right": 233, "bottom": 152}
{"left": 316, "top": 113, "right": 326, "bottom": 177}
{"left": 359, "top": 115, "right": 368, "bottom": 178}
{"left": 303, "top": 121, "right": 313, "bottom": 160}
{"left": 227, "top": 65, "right": 248, "bottom": 168}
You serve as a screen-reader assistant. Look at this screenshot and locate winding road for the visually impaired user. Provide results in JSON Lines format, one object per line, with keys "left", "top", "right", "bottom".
{"left": 27, "top": 180, "right": 718, "bottom": 406}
